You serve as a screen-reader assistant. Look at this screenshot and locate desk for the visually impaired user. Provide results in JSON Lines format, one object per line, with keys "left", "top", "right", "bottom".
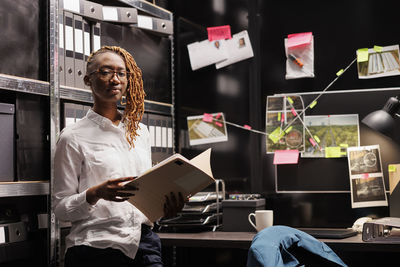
{"left": 159, "top": 231, "right": 400, "bottom": 252}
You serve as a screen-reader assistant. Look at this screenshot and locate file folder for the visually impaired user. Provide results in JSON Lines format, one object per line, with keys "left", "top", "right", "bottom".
{"left": 91, "top": 21, "right": 101, "bottom": 53}
{"left": 83, "top": 18, "right": 91, "bottom": 89}
{"left": 102, "top": 6, "right": 137, "bottom": 24}
{"left": 137, "top": 15, "right": 173, "bottom": 35}
{"left": 58, "top": 11, "right": 65, "bottom": 86}
{"left": 73, "top": 14, "right": 85, "bottom": 88}
{"left": 64, "top": 11, "right": 75, "bottom": 87}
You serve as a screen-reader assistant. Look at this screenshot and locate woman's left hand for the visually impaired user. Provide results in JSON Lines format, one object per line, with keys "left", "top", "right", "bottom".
{"left": 163, "top": 192, "right": 186, "bottom": 219}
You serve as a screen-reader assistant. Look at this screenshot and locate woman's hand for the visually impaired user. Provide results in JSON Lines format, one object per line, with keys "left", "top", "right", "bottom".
{"left": 86, "top": 177, "right": 137, "bottom": 205}
{"left": 163, "top": 192, "right": 186, "bottom": 219}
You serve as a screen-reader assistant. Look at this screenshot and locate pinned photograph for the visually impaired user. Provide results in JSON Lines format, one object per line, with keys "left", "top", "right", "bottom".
{"left": 357, "top": 44, "right": 400, "bottom": 79}
{"left": 347, "top": 145, "right": 387, "bottom": 208}
{"left": 187, "top": 39, "right": 228, "bottom": 71}
{"left": 350, "top": 175, "right": 387, "bottom": 208}
{"left": 266, "top": 95, "right": 305, "bottom": 153}
{"left": 348, "top": 145, "right": 381, "bottom": 175}
{"left": 215, "top": 30, "right": 254, "bottom": 69}
{"left": 187, "top": 113, "right": 228, "bottom": 146}
{"left": 302, "top": 114, "right": 360, "bottom": 158}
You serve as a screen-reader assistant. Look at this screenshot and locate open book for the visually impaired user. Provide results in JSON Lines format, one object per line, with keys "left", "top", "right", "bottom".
{"left": 125, "top": 148, "right": 214, "bottom": 222}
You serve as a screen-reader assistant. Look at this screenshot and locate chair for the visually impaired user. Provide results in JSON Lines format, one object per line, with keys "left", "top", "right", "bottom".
{"left": 246, "top": 225, "right": 348, "bottom": 267}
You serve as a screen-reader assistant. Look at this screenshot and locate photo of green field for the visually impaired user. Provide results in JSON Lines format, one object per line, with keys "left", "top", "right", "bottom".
{"left": 302, "top": 114, "right": 359, "bottom": 158}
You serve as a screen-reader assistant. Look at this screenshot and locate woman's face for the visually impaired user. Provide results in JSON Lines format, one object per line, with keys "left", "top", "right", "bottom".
{"left": 85, "top": 51, "right": 128, "bottom": 105}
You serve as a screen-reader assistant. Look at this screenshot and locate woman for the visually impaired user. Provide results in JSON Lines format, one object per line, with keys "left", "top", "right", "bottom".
{"left": 53, "top": 46, "right": 182, "bottom": 267}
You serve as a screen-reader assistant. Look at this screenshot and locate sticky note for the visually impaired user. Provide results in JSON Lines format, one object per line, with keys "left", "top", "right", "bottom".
{"left": 389, "top": 165, "right": 397, "bottom": 172}
{"left": 309, "top": 101, "right": 317, "bottom": 109}
{"left": 202, "top": 113, "right": 213, "bottom": 122}
{"left": 313, "top": 135, "right": 320, "bottom": 143}
{"left": 357, "top": 48, "right": 369, "bottom": 63}
{"left": 373, "top": 45, "right": 383, "bottom": 52}
{"left": 291, "top": 108, "right": 297, "bottom": 116}
{"left": 207, "top": 25, "right": 232, "bottom": 41}
{"left": 215, "top": 122, "right": 223, "bottom": 127}
{"left": 287, "top": 97, "right": 294, "bottom": 104}
{"left": 336, "top": 69, "right": 344, "bottom": 76}
{"left": 273, "top": 149, "right": 299, "bottom": 165}
{"left": 325, "top": 147, "right": 342, "bottom": 158}
{"left": 287, "top": 32, "right": 312, "bottom": 48}
{"left": 281, "top": 113, "right": 285, "bottom": 122}
{"left": 340, "top": 143, "right": 348, "bottom": 148}
{"left": 244, "top": 125, "right": 252, "bottom": 130}
{"left": 277, "top": 112, "right": 281, "bottom": 121}
{"left": 285, "top": 126, "right": 293, "bottom": 133}
{"left": 215, "top": 113, "right": 222, "bottom": 119}
{"left": 269, "top": 127, "right": 285, "bottom": 143}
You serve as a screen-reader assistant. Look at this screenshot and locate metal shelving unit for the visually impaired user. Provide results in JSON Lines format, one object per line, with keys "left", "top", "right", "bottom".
{"left": 0, "top": 0, "right": 174, "bottom": 265}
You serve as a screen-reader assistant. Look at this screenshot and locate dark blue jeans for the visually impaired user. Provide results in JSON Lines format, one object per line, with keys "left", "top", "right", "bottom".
{"left": 65, "top": 225, "right": 163, "bottom": 267}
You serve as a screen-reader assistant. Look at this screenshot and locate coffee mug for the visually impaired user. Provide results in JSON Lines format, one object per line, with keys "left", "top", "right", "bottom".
{"left": 248, "top": 210, "right": 273, "bottom": 232}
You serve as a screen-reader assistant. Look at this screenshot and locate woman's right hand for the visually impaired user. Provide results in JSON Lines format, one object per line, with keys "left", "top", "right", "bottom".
{"left": 86, "top": 177, "right": 137, "bottom": 205}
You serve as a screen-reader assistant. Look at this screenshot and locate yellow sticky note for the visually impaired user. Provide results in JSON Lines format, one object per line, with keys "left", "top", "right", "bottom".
{"left": 340, "top": 143, "right": 348, "bottom": 148}
{"left": 336, "top": 69, "right": 344, "bottom": 76}
{"left": 309, "top": 100, "right": 317, "bottom": 109}
{"left": 287, "top": 97, "right": 294, "bottom": 104}
{"left": 340, "top": 151, "right": 348, "bottom": 156}
{"left": 313, "top": 135, "right": 320, "bottom": 143}
{"left": 389, "top": 165, "right": 397, "bottom": 172}
{"left": 374, "top": 45, "right": 383, "bottom": 52}
{"left": 285, "top": 126, "right": 293, "bottom": 133}
{"left": 277, "top": 112, "right": 281, "bottom": 121}
{"left": 357, "top": 48, "right": 369, "bottom": 63}
{"left": 325, "top": 147, "right": 342, "bottom": 158}
{"left": 269, "top": 127, "right": 285, "bottom": 144}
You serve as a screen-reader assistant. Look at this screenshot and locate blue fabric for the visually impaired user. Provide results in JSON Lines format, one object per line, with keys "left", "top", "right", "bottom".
{"left": 247, "top": 226, "right": 347, "bottom": 267}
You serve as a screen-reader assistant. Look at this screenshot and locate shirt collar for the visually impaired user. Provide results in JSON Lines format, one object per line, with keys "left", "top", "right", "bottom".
{"left": 86, "top": 109, "right": 124, "bottom": 129}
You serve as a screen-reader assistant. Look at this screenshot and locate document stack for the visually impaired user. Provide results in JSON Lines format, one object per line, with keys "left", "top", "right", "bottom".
{"left": 157, "top": 180, "right": 225, "bottom": 232}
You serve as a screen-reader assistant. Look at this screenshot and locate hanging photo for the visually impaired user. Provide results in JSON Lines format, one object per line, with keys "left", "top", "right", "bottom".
{"left": 266, "top": 95, "right": 305, "bottom": 153}
{"left": 187, "top": 113, "right": 228, "bottom": 146}
{"left": 302, "top": 114, "right": 360, "bottom": 158}
{"left": 347, "top": 145, "right": 388, "bottom": 208}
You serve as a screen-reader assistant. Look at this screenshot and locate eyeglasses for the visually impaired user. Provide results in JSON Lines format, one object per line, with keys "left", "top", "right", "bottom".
{"left": 89, "top": 68, "right": 131, "bottom": 80}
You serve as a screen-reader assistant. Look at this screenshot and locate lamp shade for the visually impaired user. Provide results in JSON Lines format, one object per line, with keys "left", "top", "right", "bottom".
{"left": 362, "top": 109, "right": 395, "bottom": 137}
{"left": 362, "top": 96, "right": 400, "bottom": 138}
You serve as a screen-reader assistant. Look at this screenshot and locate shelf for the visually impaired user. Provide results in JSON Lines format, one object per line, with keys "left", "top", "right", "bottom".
{"left": 0, "top": 181, "right": 49, "bottom": 197}
{"left": 0, "top": 74, "right": 49, "bottom": 96}
{"left": 60, "top": 85, "right": 173, "bottom": 115}
{"left": 119, "top": 0, "right": 172, "bottom": 21}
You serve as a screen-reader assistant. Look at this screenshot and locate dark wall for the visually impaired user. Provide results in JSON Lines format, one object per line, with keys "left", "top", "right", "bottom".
{"left": 170, "top": 0, "right": 400, "bottom": 227}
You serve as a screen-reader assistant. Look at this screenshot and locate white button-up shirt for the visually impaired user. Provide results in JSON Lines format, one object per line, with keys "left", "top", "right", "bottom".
{"left": 53, "top": 109, "right": 152, "bottom": 259}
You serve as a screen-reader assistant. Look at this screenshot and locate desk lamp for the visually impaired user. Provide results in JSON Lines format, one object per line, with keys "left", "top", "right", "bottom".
{"left": 362, "top": 96, "right": 400, "bottom": 138}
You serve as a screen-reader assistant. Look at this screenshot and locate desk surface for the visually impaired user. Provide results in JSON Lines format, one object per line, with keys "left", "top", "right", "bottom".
{"left": 158, "top": 231, "right": 400, "bottom": 252}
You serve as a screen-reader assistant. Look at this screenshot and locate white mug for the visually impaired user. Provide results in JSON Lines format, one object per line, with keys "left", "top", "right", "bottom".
{"left": 248, "top": 210, "right": 273, "bottom": 232}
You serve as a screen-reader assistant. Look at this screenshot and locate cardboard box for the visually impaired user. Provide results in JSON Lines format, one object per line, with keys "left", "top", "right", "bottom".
{"left": 222, "top": 199, "right": 265, "bottom": 232}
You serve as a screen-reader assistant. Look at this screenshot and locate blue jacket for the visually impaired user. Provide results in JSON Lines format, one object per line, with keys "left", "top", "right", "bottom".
{"left": 247, "top": 226, "right": 347, "bottom": 267}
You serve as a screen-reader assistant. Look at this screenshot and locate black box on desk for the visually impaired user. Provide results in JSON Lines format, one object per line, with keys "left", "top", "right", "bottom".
{"left": 222, "top": 199, "right": 265, "bottom": 232}
{"left": 0, "top": 103, "right": 15, "bottom": 182}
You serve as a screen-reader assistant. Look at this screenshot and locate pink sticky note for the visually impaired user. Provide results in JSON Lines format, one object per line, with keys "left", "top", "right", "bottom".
{"left": 207, "top": 25, "right": 232, "bottom": 41}
{"left": 281, "top": 113, "right": 285, "bottom": 122}
{"left": 215, "top": 113, "right": 222, "bottom": 119}
{"left": 291, "top": 108, "right": 297, "bottom": 116}
{"left": 215, "top": 122, "right": 223, "bottom": 127}
{"left": 362, "top": 173, "right": 369, "bottom": 179}
{"left": 309, "top": 138, "right": 317, "bottom": 147}
{"left": 273, "top": 150, "right": 299, "bottom": 165}
{"left": 287, "top": 32, "right": 312, "bottom": 48}
{"left": 244, "top": 125, "right": 252, "bottom": 130}
{"left": 202, "top": 113, "right": 213, "bottom": 122}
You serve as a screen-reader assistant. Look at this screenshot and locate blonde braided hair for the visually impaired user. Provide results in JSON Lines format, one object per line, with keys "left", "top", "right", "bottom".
{"left": 86, "top": 46, "right": 145, "bottom": 147}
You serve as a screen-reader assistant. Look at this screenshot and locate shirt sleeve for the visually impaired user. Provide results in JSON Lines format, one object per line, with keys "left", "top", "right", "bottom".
{"left": 53, "top": 131, "right": 95, "bottom": 222}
